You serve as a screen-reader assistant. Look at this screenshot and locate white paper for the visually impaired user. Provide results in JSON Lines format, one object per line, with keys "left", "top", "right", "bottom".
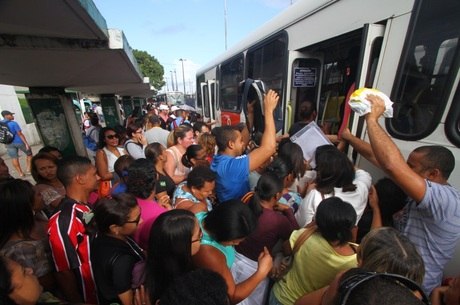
{"left": 290, "top": 121, "right": 333, "bottom": 168}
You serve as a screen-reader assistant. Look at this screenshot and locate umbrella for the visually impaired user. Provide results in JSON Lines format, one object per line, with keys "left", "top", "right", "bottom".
{"left": 180, "top": 104, "right": 196, "bottom": 111}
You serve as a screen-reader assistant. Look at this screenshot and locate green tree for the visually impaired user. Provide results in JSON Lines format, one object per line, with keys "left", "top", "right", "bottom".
{"left": 132, "top": 49, "right": 165, "bottom": 92}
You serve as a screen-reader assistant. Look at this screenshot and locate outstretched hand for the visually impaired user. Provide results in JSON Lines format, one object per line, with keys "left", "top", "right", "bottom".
{"left": 263, "top": 89, "right": 280, "bottom": 114}
{"left": 365, "top": 94, "right": 386, "bottom": 120}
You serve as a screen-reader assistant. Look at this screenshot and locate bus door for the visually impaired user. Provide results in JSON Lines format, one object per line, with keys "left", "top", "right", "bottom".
{"left": 288, "top": 55, "right": 323, "bottom": 133}
{"left": 346, "top": 24, "right": 386, "bottom": 162}
{"left": 199, "top": 79, "right": 217, "bottom": 123}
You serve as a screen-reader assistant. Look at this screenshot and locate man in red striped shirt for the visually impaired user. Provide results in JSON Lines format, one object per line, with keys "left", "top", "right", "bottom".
{"left": 48, "top": 156, "right": 99, "bottom": 303}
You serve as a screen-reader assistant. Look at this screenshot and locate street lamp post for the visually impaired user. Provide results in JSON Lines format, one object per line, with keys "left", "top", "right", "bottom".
{"left": 179, "top": 58, "right": 186, "bottom": 94}
{"left": 170, "top": 71, "right": 175, "bottom": 92}
{"left": 174, "top": 70, "right": 178, "bottom": 91}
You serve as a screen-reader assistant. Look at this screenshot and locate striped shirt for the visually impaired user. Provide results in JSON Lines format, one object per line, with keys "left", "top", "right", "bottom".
{"left": 401, "top": 180, "right": 460, "bottom": 294}
{"left": 48, "top": 197, "right": 97, "bottom": 304}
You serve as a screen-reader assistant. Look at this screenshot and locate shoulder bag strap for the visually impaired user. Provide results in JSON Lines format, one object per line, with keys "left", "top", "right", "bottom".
{"left": 292, "top": 224, "right": 318, "bottom": 254}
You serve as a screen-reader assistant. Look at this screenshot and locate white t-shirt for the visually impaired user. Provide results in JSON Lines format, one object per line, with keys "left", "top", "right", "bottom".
{"left": 295, "top": 169, "right": 372, "bottom": 227}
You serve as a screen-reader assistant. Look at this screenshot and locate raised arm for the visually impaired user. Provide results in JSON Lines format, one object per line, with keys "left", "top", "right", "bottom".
{"left": 365, "top": 95, "right": 426, "bottom": 202}
{"left": 193, "top": 245, "right": 272, "bottom": 304}
{"left": 248, "top": 90, "right": 279, "bottom": 171}
{"left": 340, "top": 128, "right": 379, "bottom": 168}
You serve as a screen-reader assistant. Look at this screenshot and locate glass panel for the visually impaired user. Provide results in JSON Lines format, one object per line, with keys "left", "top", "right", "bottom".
{"left": 196, "top": 74, "right": 204, "bottom": 111}
{"left": 388, "top": 0, "right": 460, "bottom": 139}
{"left": 247, "top": 33, "right": 288, "bottom": 132}
{"left": 220, "top": 55, "right": 244, "bottom": 112}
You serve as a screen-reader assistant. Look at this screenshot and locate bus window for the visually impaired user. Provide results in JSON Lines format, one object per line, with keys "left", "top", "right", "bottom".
{"left": 247, "top": 33, "right": 288, "bottom": 132}
{"left": 220, "top": 55, "right": 244, "bottom": 112}
{"left": 196, "top": 74, "right": 205, "bottom": 111}
{"left": 388, "top": 0, "right": 460, "bottom": 139}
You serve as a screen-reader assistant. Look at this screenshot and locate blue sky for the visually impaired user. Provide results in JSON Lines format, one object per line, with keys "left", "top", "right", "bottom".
{"left": 93, "top": 0, "right": 295, "bottom": 92}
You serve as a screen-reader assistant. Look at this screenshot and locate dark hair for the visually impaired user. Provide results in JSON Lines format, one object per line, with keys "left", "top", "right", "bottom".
{"left": 182, "top": 144, "right": 204, "bottom": 168}
{"left": 90, "top": 113, "right": 99, "bottom": 126}
{"left": 0, "top": 256, "right": 14, "bottom": 305}
{"left": 97, "top": 127, "right": 118, "bottom": 149}
{"left": 315, "top": 197, "right": 356, "bottom": 245}
{"left": 93, "top": 193, "right": 138, "bottom": 234}
{"left": 204, "top": 200, "right": 257, "bottom": 242}
{"left": 38, "top": 146, "right": 62, "bottom": 158}
{"left": 0, "top": 179, "right": 35, "bottom": 248}
{"left": 266, "top": 157, "right": 294, "bottom": 181}
{"left": 148, "top": 115, "right": 161, "bottom": 126}
{"left": 315, "top": 145, "right": 356, "bottom": 194}
{"left": 248, "top": 171, "right": 283, "bottom": 218}
{"left": 413, "top": 145, "right": 455, "bottom": 179}
{"left": 359, "top": 227, "right": 424, "bottom": 284}
{"left": 336, "top": 268, "right": 426, "bottom": 305}
{"left": 186, "top": 166, "right": 216, "bottom": 190}
{"left": 374, "top": 178, "right": 407, "bottom": 226}
{"left": 114, "top": 124, "right": 127, "bottom": 136}
{"left": 214, "top": 126, "right": 238, "bottom": 152}
{"left": 114, "top": 155, "right": 135, "bottom": 182}
{"left": 126, "top": 158, "right": 157, "bottom": 199}
{"left": 145, "top": 142, "right": 164, "bottom": 164}
{"left": 126, "top": 122, "right": 143, "bottom": 138}
{"left": 159, "top": 269, "right": 229, "bottom": 305}
{"left": 146, "top": 210, "right": 197, "bottom": 302}
{"left": 297, "top": 100, "right": 316, "bottom": 121}
{"left": 278, "top": 140, "right": 306, "bottom": 179}
{"left": 193, "top": 122, "right": 207, "bottom": 135}
{"left": 57, "top": 156, "right": 92, "bottom": 187}
{"left": 31, "top": 152, "right": 59, "bottom": 183}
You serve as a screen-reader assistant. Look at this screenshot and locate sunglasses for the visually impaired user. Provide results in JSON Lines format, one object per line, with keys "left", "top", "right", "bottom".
{"left": 125, "top": 214, "right": 141, "bottom": 225}
{"left": 106, "top": 134, "right": 118, "bottom": 140}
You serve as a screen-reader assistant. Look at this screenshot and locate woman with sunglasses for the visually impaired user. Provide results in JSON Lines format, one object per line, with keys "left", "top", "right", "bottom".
{"left": 95, "top": 127, "right": 125, "bottom": 185}
{"left": 91, "top": 193, "right": 145, "bottom": 305}
{"left": 124, "top": 122, "right": 147, "bottom": 160}
{"left": 145, "top": 209, "right": 202, "bottom": 304}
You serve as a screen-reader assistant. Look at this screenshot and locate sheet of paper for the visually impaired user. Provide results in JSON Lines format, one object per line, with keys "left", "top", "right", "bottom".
{"left": 290, "top": 121, "right": 333, "bottom": 168}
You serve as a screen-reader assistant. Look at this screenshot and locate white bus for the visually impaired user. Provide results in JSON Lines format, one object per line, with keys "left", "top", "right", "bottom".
{"left": 156, "top": 91, "right": 185, "bottom": 106}
{"left": 196, "top": 0, "right": 460, "bottom": 189}
{"left": 196, "top": 0, "right": 460, "bottom": 275}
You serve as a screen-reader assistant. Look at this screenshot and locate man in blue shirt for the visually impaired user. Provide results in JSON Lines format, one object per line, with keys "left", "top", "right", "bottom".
{"left": 1, "top": 110, "right": 32, "bottom": 177}
{"left": 210, "top": 90, "right": 279, "bottom": 203}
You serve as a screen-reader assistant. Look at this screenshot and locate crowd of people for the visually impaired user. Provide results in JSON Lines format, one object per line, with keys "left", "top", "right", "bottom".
{"left": 1, "top": 92, "right": 459, "bottom": 305}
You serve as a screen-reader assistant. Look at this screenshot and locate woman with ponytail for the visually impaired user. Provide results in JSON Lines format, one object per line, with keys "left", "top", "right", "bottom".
{"left": 231, "top": 171, "right": 299, "bottom": 305}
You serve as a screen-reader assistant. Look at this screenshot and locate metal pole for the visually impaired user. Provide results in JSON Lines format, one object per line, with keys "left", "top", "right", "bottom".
{"left": 180, "top": 58, "right": 186, "bottom": 94}
{"left": 174, "top": 70, "right": 178, "bottom": 91}
{"left": 224, "top": 0, "right": 228, "bottom": 50}
{"left": 170, "top": 71, "right": 175, "bottom": 92}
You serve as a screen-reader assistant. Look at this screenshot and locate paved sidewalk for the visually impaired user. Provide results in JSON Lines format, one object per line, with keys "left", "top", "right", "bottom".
{"left": 1, "top": 143, "right": 43, "bottom": 183}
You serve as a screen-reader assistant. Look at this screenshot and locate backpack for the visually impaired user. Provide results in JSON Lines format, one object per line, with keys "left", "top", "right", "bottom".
{"left": 82, "top": 128, "right": 98, "bottom": 151}
{"left": 0, "top": 121, "right": 14, "bottom": 144}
